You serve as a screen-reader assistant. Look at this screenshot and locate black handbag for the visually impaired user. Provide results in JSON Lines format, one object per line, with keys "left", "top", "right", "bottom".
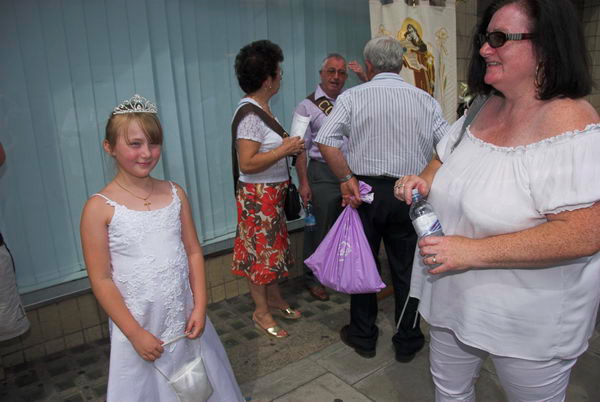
{"left": 283, "top": 165, "right": 302, "bottom": 221}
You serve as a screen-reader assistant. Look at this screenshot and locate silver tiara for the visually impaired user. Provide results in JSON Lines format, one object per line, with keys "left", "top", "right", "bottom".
{"left": 112, "top": 94, "right": 158, "bottom": 115}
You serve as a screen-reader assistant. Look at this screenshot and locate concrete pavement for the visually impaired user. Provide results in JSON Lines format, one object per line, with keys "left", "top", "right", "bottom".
{"left": 1, "top": 277, "right": 599, "bottom": 401}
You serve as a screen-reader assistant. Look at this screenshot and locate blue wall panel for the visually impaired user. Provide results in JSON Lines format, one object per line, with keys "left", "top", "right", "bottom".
{"left": 0, "top": 0, "right": 370, "bottom": 293}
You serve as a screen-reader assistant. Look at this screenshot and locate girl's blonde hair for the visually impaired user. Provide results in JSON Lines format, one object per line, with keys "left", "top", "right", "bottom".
{"left": 104, "top": 113, "right": 163, "bottom": 149}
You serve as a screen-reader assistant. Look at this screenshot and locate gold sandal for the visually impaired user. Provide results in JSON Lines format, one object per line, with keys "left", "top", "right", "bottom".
{"left": 271, "top": 307, "right": 302, "bottom": 320}
{"left": 253, "top": 320, "right": 288, "bottom": 338}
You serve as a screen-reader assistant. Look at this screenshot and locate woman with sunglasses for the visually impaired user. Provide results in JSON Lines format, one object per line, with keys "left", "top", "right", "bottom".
{"left": 395, "top": 0, "right": 600, "bottom": 400}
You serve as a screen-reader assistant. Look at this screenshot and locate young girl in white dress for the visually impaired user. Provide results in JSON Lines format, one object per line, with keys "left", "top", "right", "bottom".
{"left": 80, "top": 95, "right": 244, "bottom": 402}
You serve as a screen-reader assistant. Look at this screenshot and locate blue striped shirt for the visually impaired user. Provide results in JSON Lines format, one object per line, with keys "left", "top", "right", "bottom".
{"left": 315, "top": 73, "right": 448, "bottom": 177}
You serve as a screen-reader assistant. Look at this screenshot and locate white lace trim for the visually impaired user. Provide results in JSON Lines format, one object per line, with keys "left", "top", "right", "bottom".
{"left": 92, "top": 193, "right": 117, "bottom": 207}
{"left": 100, "top": 185, "right": 177, "bottom": 213}
{"left": 466, "top": 123, "right": 600, "bottom": 153}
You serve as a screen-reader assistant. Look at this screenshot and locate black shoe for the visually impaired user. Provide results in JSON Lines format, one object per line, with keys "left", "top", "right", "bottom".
{"left": 395, "top": 350, "right": 416, "bottom": 363}
{"left": 394, "top": 342, "right": 424, "bottom": 363}
{"left": 339, "top": 325, "right": 376, "bottom": 359}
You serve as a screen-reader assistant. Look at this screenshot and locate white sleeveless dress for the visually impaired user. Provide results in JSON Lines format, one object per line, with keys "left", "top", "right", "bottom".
{"left": 95, "top": 183, "right": 243, "bottom": 402}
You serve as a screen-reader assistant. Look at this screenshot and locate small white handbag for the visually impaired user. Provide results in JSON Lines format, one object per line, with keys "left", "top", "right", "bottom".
{"left": 154, "top": 334, "right": 213, "bottom": 402}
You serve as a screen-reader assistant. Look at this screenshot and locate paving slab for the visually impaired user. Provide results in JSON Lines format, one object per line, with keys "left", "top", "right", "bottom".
{"left": 312, "top": 333, "right": 397, "bottom": 385}
{"left": 586, "top": 326, "right": 600, "bottom": 358}
{"left": 273, "top": 373, "right": 372, "bottom": 402}
{"left": 567, "top": 350, "right": 600, "bottom": 401}
{"left": 241, "top": 357, "right": 328, "bottom": 401}
{"left": 354, "top": 349, "right": 434, "bottom": 402}
{"left": 2, "top": 271, "right": 598, "bottom": 402}
{"left": 227, "top": 301, "right": 344, "bottom": 384}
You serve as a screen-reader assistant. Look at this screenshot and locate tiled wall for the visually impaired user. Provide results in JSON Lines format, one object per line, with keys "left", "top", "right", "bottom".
{"left": 584, "top": 0, "right": 600, "bottom": 109}
{"left": 0, "top": 231, "right": 304, "bottom": 374}
{"left": 456, "top": 0, "right": 478, "bottom": 84}
{"left": 0, "top": 294, "right": 108, "bottom": 369}
{"left": 204, "top": 231, "right": 305, "bottom": 303}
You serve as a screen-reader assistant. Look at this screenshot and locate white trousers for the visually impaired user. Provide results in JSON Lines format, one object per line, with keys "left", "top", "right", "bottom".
{"left": 429, "top": 326, "right": 577, "bottom": 402}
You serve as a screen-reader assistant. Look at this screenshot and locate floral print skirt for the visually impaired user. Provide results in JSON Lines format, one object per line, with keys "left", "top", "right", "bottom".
{"left": 232, "top": 181, "right": 293, "bottom": 285}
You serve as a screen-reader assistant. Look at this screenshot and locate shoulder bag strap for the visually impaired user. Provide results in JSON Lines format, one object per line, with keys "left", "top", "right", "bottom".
{"left": 246, "top": 105, "right": 294, "bottom": 183}
{"left": 450, "top": 94, "right": 489, "bottom": 153}
{"left": 231, "top": 103, "right": 257, "bottom": 194}
{"left": 306, "top": 92, "right": 334, "bottom": 116}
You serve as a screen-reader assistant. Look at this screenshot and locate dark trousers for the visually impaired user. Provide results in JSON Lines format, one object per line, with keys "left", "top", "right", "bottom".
{"left": 303, "top": 160, "right": 343, "bottom": 287}
{"left": 346, "top": 176, "right": 424, "bottom": 354}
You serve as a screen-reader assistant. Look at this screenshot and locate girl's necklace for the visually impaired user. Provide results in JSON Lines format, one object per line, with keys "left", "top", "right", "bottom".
{"left": 115, "top": 179, "right": 154, "bottom": 210}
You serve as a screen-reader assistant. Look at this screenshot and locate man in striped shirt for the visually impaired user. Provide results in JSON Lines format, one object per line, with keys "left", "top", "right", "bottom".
{"left": 315, "top": 36, "right": 447, "bottom": 361}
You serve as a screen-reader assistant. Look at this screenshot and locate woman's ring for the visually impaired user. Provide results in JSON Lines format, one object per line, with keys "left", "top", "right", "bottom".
{"left": 432, "top": 255, "right": 437, "bottom": 264}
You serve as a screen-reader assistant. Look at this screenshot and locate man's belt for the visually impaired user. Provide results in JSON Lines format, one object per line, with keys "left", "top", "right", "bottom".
{"left": 306, "top": 92, "right": 334, "bottom": 116}
{"left": 356, "top": 175, "right": 399, "bottom": 182}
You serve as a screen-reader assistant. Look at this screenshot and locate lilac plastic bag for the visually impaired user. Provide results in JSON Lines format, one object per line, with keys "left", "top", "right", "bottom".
{"left": 304, "top": 182, "right": 385, "bottom": 294}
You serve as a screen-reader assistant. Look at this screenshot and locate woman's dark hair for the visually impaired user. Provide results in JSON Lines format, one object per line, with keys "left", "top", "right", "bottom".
{"left": 235, "top": 40, "right": 284, "bottom": 94}
{"left": 467, "top": 0, "right": 591, "bottom": 100}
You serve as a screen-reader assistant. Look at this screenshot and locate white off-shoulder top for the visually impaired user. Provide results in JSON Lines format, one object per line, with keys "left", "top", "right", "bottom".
{"left": 410, "top": 116, "right": 600, "bottom": 360}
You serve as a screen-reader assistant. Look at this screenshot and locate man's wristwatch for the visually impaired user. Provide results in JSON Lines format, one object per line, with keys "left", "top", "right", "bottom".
{"left": 339, "top": 173, "right": 354, "bottom": 183}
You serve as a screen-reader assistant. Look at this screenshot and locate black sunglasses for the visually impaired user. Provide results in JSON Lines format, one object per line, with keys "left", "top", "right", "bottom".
{"left": 477, "top": 31, "right": 534, "bottom": 48}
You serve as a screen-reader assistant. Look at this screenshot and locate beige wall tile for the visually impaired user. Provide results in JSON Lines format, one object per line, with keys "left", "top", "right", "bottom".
{"left": 23, "top": 345, "right": 46, "bottom": 362}
{"left": 44, "top": 338, "right": 66, "bottom": 355}
{"left": 205, "top": 256, "right": 223, "bottom": 286}
{"left": 224, "top": 280, "right": 239, "bottom": 299}
{"left": 211, "top": 284, "right": 226, "bottom": 303}
{"left": 456, "top": 11, "right": 466, "bottom": 35}
{"left": 98, "top": 304, "right": 109, "bottom": 323}
{"left": 58, "top": 298, "right": 82, "bottom": 334}
{"left": 238, "top": 278, "right": 249, "bottom": 295}
{"left": 21, "top": 309, "right": 44, "bottom": 348}
{"left": 38, "top": 304, "right": 63, "bottom": 340}
{"left": 65, "top": 332, "right": 85, "bottom": 349}
{"left": 218, "top": 254, "right": 233, "bottom": 282}
{"left": 2, "top": 351, "right": 24, "bottom": 367}
{"left": 0, "top": 335, "right": 23, "bottom": 354}
{"left": 84, "top": 325, "right": 103, "bottom": 343}
{"left": 100, "top": 323, "right": 110, "bottom": 339}
{"left": 78, "top": 294, "right": 101, "bottom": 328}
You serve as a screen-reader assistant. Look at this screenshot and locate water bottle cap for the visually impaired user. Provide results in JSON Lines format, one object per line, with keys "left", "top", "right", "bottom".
{"left": 411, "top": 189, "right": 419, "bottom": 196}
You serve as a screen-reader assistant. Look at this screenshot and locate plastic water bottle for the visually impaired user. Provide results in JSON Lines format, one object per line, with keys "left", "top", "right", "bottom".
{"left": 409, "top": 189, "right": 444, "bottom": 238}
{"left": 304, "top": 202, "right": 316, "bottom": 232}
